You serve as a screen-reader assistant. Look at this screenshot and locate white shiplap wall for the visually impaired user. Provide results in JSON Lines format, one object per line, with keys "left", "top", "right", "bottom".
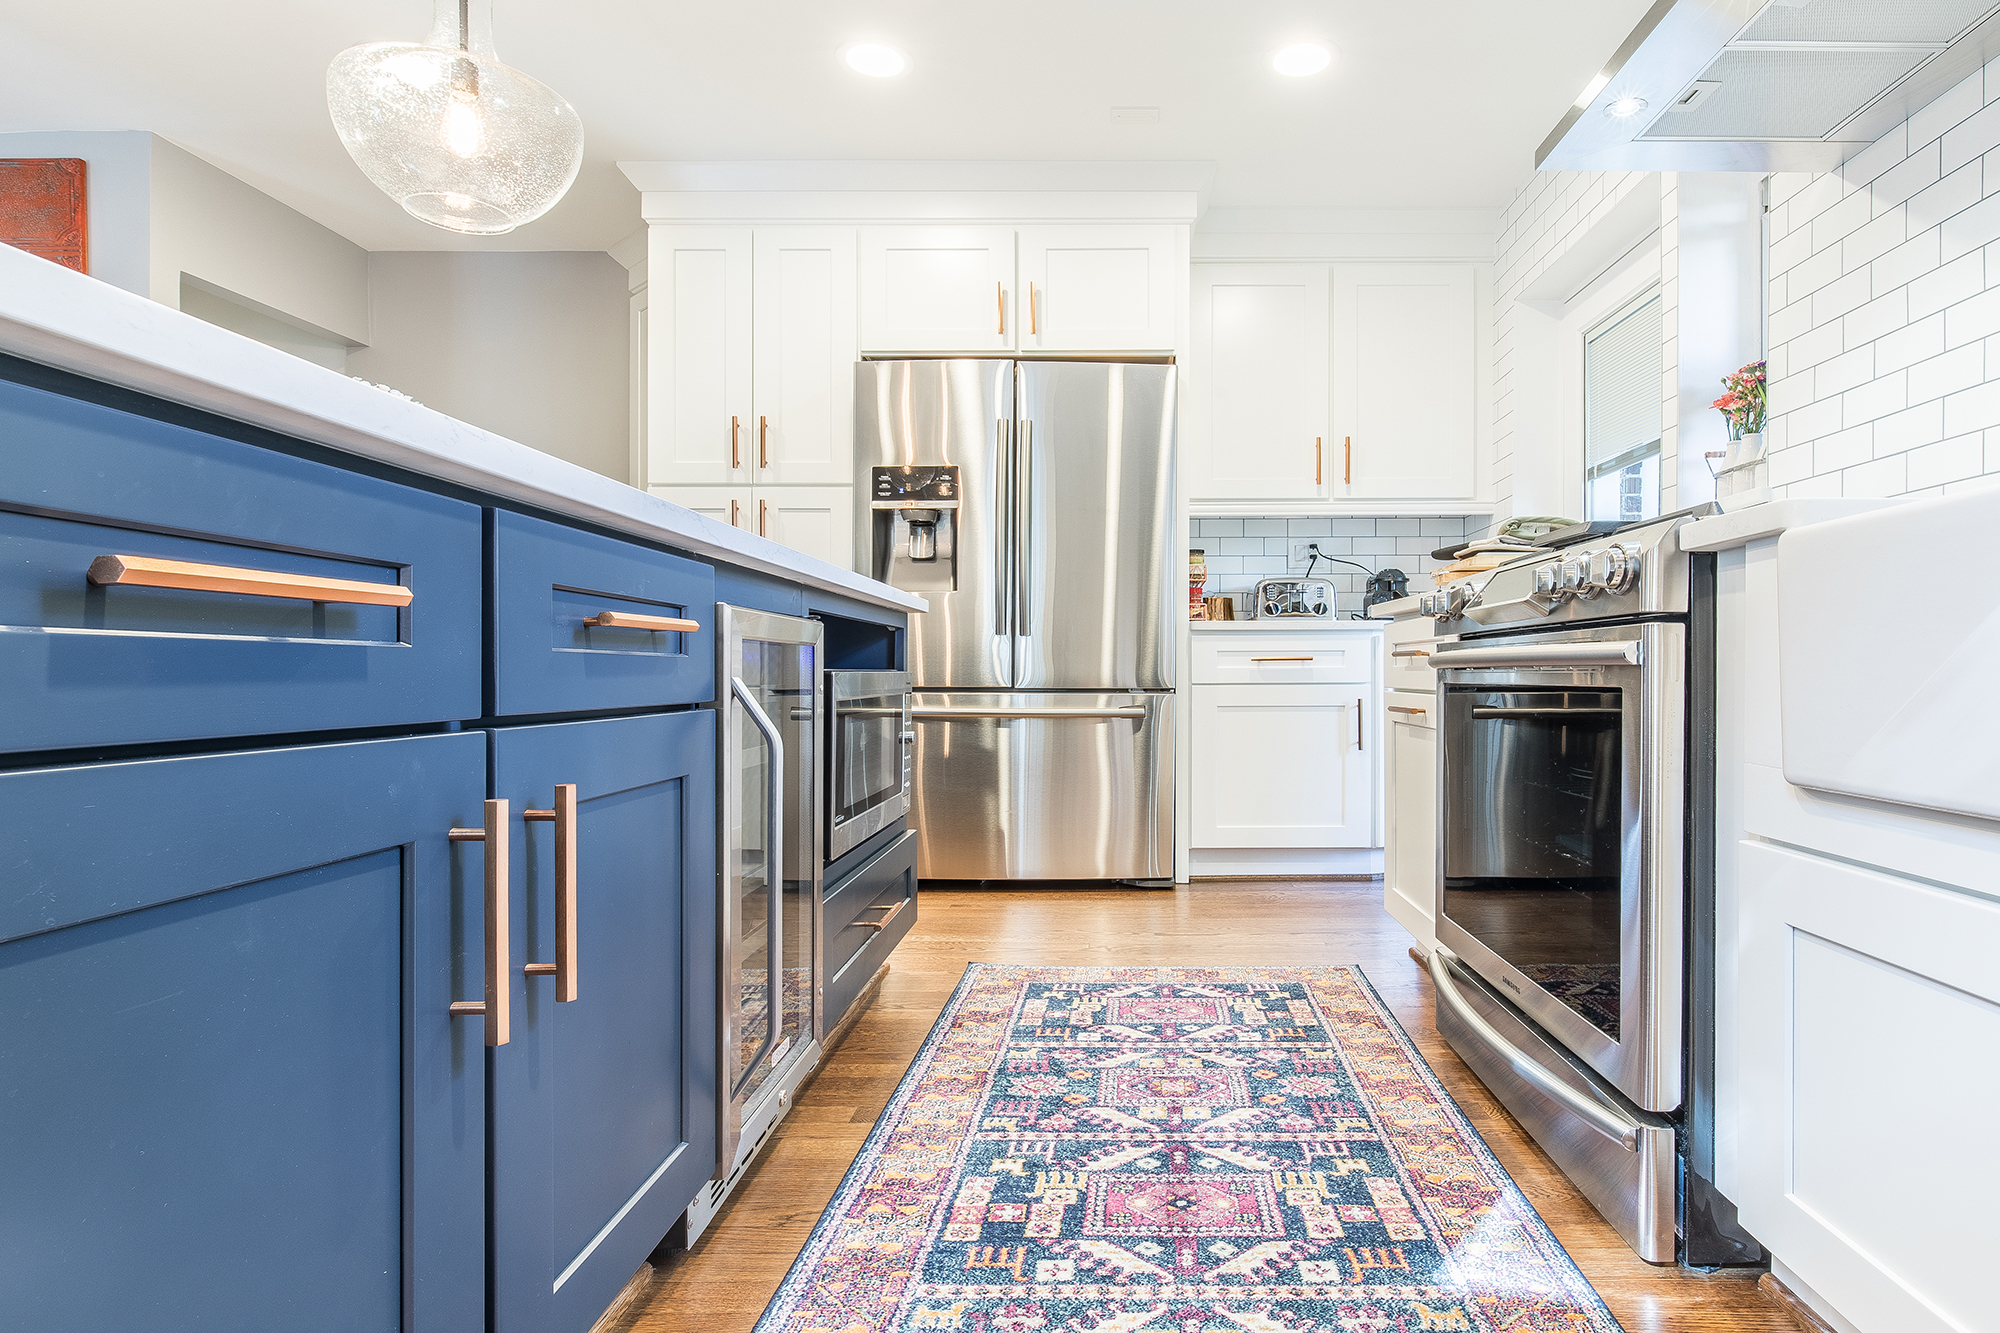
{"left": 1766, "top": 63, "right": 2000, "bottom": 499}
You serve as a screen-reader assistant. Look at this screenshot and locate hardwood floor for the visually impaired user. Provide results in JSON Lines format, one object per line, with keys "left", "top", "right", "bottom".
{"left": 625, "top": 882, "right": 1798, "bottom": 1333}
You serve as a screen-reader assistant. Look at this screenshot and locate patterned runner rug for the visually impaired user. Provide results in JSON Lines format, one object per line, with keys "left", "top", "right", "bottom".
{"left": 755, "top": 965, "right": 1623, "bottom": 1333}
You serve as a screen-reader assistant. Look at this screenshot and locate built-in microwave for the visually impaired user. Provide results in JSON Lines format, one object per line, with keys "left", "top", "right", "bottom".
{"left": 825, "top": 670, "right": 912, "bottom": 862}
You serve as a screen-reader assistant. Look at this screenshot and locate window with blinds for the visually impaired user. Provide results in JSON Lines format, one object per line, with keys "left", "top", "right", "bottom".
{"left": 1583, "top": 290, "right": 1662, "bottom": 524}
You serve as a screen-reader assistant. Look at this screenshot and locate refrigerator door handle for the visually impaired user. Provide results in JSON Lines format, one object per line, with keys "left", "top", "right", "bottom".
{"left": 1015, "top": 417, "right": 1033, "bottom": 645}
{"left": 996, "top": 417, "right": 1012, "bottom": 639}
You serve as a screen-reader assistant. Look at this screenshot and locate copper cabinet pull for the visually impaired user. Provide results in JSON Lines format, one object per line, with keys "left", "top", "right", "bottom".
{"left": 759, "top": 499, "right": 769, "bottom": 536}
{"left": 448, "top": 799, "right": 511, "bottom": 1046}
{"left": 88, "top": 553, "right": 411, "bottom": 607}
{"left": 730, "top": 499, "right": 741, "bottom": 527}
{"left": 1386, "top": 704, "right": 1427, "bottom": 715}
{"left": 731, "top": 415, "right": 742, "bottom": 469}
{"left": 1356, "top": 705, "right": 1363, "bottom": 750}
{"left": 523, "top": 784, "right": 579, "bottom": 1002}
{"left": 1029, "top": 281, "right": 1038, "bottom": 335}
{"left": 1251, "top": 656, "right": 1314, "bottom": 662}
{"left": 860, "top": 899, "right": 906, "bottom": 931}
{"left": 759, "top": 416, "right": 769, "bottom": 469}
{"left": 1391, "top": 648, "right": 1431, "bottom": 658}
{"left": 589, "top": 610, "right": 699, "bottom": 632}
{"left": 1344, "top": 435, "right": 1352, "bottom": 485}
{"left": 997, "top": 280, "right": 1005, "bottom": 335}
{"left": 1315, "top": 437, "right": 1322, "bottom": 486}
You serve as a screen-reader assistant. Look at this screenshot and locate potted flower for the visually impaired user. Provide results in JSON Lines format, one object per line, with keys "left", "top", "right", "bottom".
{"left": 1711, "top": 360, "right": 1769, "bottom": 508}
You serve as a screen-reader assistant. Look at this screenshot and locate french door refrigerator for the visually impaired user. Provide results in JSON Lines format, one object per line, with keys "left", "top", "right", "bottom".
{"left": 855, "top": 359, "right": 1175, "bottom": 882}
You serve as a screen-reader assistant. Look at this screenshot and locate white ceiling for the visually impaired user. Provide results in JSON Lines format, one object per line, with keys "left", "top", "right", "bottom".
{"left": 0, "top": 0, "right": 1654, "bottom": 253}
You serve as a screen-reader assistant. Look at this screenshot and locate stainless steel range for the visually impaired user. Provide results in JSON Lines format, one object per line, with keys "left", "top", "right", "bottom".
{"left": 1420, "top": 508, "right": 1760, "bottom": 1268}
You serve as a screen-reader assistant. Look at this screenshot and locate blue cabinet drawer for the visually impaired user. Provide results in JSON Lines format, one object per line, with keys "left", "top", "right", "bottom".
{"left": 491, "top": 510, "right": 715, "bottom": 715}
{"left": 0, "top": 377, "right": 481, "bottom": 753}
{"left": 823, "top": 827, "right": 917, "bottom": 1029}
{"left": 0, "top": 731, "right": 488, "bottom": 1332}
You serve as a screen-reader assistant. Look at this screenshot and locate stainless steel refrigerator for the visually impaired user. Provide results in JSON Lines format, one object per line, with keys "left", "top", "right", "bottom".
{"left": 855, "top": 359, "right": 1175, "bottom": 882}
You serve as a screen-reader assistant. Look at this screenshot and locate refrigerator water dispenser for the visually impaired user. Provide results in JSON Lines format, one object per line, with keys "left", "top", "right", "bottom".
{"left": 870, "top": 466, "right": 959, "bottom": 593}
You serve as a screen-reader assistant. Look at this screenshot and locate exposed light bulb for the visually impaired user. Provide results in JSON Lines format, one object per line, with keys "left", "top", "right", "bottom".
{"left": 1606, "top": 95, "right": 1650, "bottom": 119}
{"left": 1272, "top": 43, "right": 1332, "bottom": 77}
{"left": 445, "top": 98, "right": 483, "bottom": 157}
{"left": 845, "top": 43, "right": 907, "bottom": 77}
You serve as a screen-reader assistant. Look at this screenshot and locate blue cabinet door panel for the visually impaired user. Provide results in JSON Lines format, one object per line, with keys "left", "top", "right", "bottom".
{"left": 0, "top": 732, "right": 488, "bottom": 1333}
{"left": 490, "top": 711, "right": 718, "bottom": 1333}
{"left": 491, "top": 510, "right": 714, "bottom": 715}
{"left": 823, "top": 828, "right": 918, "bottom": 1031}
{"left": 0, "top": 376, "right": 481, "bottom": 751}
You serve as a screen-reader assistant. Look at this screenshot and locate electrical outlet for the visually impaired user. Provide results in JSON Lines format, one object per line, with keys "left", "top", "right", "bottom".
{"left": 1287, "top": 540, "right": 1314, "bottom": 569}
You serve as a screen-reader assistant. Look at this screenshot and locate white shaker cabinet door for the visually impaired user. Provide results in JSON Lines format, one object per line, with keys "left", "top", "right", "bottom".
{"left": 1382, "top": 692, "right": 1437, "bottom": 950}
{"left": 752, "top": 229, "right": 857, "bottom": 486}
{"left": 858, "top": 227, "right": 1016, "bottom": 352}
{"left": 650, "top": 485, "right": 754, "bottom": 531}
{"left": 1332, "top": 263, "right": 1477, "bottom": 501}
{"left": 752, "top": 486, "right": 856, "bottom": 571}
{"left": 1016, "top": 225, "right": 1177, "bottom": 352}
{"left": 645, "top": 227, "right": 753, "bottom": 487}
{"left": 1188, "top": 264, "right": 1329, "bottom": 502}
{"left": 1191, "top": 683, "right": 1370, "bottom": 848}
{"left": 1732, "top": 839, "right": 1999, "bottom": 1333}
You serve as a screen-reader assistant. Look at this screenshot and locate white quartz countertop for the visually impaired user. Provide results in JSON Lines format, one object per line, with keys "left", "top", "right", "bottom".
{"left": 1190, "top": 618, "right": 1382, "bottom": 631}
{"left": 0, "top": 247, "right": 924, "bottom": 614}
{"left": 1680, "top": 498, "right": 1900, "bottom": 553}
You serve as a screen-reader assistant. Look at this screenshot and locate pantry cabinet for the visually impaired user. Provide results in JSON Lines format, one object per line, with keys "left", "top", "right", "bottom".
{"left": 1186, "top": 260, "right": 1482, "bottom": 509}
{"left": 752, "top": 229, "right": 858, "bottom": 485}
{"left": 1333, "top": 264, "right": 1477, "bottom": 500}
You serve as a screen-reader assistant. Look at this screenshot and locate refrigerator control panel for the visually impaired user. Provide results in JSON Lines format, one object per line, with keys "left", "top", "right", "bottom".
{"left": 870, "top": 466, "right": 960, "bottom": 508}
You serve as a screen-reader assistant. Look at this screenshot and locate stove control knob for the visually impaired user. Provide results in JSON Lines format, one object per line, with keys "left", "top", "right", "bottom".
{"left": 1586, "top": 543, "right": 1641, "bottom": 596}
{"left": 1532, "top": 562, "right": 1563, "bottom": 600}
{"left": 1437, "top": 582, "right": 1473, "bottom": 619}
{"left": 1556, "top": 555, "right": 1590, "bottom": 597}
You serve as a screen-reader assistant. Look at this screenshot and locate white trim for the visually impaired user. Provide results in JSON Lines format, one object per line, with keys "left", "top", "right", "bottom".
{"left": 619, "top": 159, "right": 1216, "bottom": 195}
{"left": 637, "top": 190, "right": 1201, "bottom": 224}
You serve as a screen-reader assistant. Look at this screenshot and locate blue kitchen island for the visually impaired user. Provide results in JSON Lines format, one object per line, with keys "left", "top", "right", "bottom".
{"left": 0, "top": 249, "right": 920, "bottom": 1333}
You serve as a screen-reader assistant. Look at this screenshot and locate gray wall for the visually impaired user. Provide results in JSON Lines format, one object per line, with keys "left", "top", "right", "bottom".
{"left": 347, "top": 251, "right": 630, "bottom": 484}
{"left": 0, "top": 130, "right": 153, "bottom": 296}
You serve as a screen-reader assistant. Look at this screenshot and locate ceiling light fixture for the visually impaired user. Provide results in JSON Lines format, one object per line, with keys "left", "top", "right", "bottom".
{"left": 1272, "top": 43, "right": 1332, "bottom": 77}
{"left": 326, "top": 0, "right": 584, "bottom": 236}
{"left": 1574, "top": 72, "right": 1611, "bottom": 109}
{"left": 1606, "top": 95, "right": 1650, "bottom": 118}
{"left": 845, "top": 43, "right": 908, "bottom": 77}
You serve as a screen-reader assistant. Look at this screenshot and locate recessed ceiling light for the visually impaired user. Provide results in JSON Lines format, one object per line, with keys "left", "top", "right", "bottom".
{"left": 1272, "top": 43, "right": 1332, "bottom": 77}
{"left": 1606, "top": 95, "right": 1650, "bottom": 118}
{"left": 845, "top": 43, "right": 907, "bottom": 77}
{"left": 1574, "top": 73, "right": 1611, "bottom": 109}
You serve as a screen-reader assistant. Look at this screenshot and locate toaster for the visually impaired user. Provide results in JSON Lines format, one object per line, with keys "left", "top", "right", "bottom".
{"left": 1252, "top": 577, "right": 1336, "bottom": 619}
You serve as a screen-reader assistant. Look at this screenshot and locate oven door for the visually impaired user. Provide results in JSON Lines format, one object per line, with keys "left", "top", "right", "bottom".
{"left": 1434, "top": 622, "right": 1683, "bottom": 1112}
{"left": 827, "top": 672, "right": 912, "bottom": 861}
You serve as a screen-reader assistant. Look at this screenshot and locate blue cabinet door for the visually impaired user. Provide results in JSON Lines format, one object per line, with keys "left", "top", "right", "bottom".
{"left": 489, "top": 711, "right": 718, "bottom": 1333}
{"left": 0, "top": 732, "right": 489, "bottom": 1333}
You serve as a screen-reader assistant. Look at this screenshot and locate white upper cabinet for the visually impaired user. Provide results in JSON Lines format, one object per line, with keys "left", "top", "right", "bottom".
{"left": 858, "top": 227, "right": 1016, "bottom": 352}
{"left": 752, "top": 229, "right": 857, "bottom": 486}
{"left": 1017, "top": 225, "right": 1177, "bottom": 352}
{"left": 646, "top": 227, "right": 752, "bottom": 487}
{"left": 1333, "top": 263, "right": 1477, "bottom": 500}
{"left": 752, "top": 486, "right": 856, "bottom": 569}
{"left": 1188, "top": 264, "right": 1329, "bottom": 502}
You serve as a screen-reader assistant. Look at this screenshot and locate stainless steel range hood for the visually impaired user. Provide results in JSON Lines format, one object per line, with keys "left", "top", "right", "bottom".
{"left": 1540, "top": 0, "right": 2000, "bottom": 171}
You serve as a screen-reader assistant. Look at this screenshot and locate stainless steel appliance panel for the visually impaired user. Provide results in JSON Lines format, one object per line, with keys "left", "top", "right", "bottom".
{"left": 854, "top": 360, "right": 1015, "bottom": 689}
{"left": 826, "top": 670, "right": 911, "bottom": 861}
{"left": 1431, "top": 950, "right": 1677, "bottom": 1263}
{"left": 910, "top": 692, "right": 1172, "bottom": 880}
{"left": 1435, "top": 621, "right": 1684, "bottom": 1113}
{"left": 1014, "top": 361, "right": 1176, "bottom": 691}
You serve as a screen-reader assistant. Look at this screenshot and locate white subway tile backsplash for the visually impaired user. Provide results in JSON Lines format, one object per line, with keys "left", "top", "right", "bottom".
{"left": 1906, "top": 252, "right": 1982, "bottom": 319}
{"left": 1842, "top": 207, "right": 1906, "bottom": 273}
{"left": 1941, "top": 190, "right": 2000, "bottom": 261}
{"left": 1375, "top": 518, "right": 1419, "bottom": 536}
{"left": 1870, "top": 230, "right": 1941, "bottom": 293}
{"left": 1815, "top": 346, "right": 1875, "bottom": 396}
{"left": 1243, "top": 519, "right": 1288, "bottom": 536}
{"left": 1907, "top": 161, "right": 1983, "bottom": 233}
{"left": 1872, "top": 313, "right": 1945, "bottom": 373}
{"left": 1907, "top": 432, "right": 1986, "bottom": 488}
{"left": 1910, "top": 71, "right": 1985, "bottom": 150}
{"left": 1944, "top": 100, "right": 2000, "bottom": 175}
{"left": 1218, "top": 538, "right": 1265, "bottom": 556}
{"left": 1875, "top": 399, "right": 1945, "bottom": 454}
{"left": 1908, "top": 343, "right": 1985, "bottom": 402}
{"left": 1813, "top": 189, "right": 1873, "bottom": 252}
{"left": 1944, "top": 378, "right": 2000, "bottom": 435}
{"left": 1844, "top": 289, "right": 1909, "bottom": 347}
{"left": 1286, "top": 518, "right": 1333, "bottom": 537}
{"left": 1945, "top": 284, "right": 2000, "bottom": 346}
{"left": 1843, "top": 372, "right": 1909, "bottom": 424}
{"left": 1814, "top": 424, "right": 1874, "bottom": 472}
{"left": 1843, "top": 453, "right": 1908, "bottom": 496}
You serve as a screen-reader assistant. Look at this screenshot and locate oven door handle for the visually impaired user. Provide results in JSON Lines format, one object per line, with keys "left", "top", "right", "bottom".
{"left": 1470, "top": 706, "right": 1624, "bottom": 719}
{"left": 1431, "top": 641, "right": 1641, "bottom": 670}
{"left": 1428, "top": 947, "right": 1641, "bottom": 1152}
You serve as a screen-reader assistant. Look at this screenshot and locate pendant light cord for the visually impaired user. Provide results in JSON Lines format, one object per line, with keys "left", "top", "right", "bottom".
{"left": 458, "top": 0, "right": 470, "bottom": 50}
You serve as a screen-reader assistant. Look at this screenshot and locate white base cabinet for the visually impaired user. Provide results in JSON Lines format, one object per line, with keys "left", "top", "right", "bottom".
{"left": 1191, "top": 684, "right": 1370, "bottom": 849}
{"left": 1381, "top": 688, "right": 1436, "bottom": 949}
{"left": 650, "top": 485, "right": 855, "bottom": 571}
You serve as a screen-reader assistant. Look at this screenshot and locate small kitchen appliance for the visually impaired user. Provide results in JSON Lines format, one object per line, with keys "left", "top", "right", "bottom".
{"left": 1421, "top": 505, "right": 1757, "bottom": 1268}
{"left": 1252, "top": 576, "right": 1335, "bottom": 619}
{"left": 824, "top": 669, "right": 912, "bottom": 862}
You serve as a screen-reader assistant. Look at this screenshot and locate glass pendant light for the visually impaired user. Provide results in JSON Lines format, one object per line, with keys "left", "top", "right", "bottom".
{"left": 326, "top": 0, "right": 584, "bottom": 235}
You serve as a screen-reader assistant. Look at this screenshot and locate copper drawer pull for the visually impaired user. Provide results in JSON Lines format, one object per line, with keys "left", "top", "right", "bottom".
{"left": 1314, "top": 437, "right": 1322, "bottom": 486}
{"left": 759, "top": 415, "right": 769, "bottom": 469}
{"left": 860, "top": 899, "right": 906, "bottom": 931}
{"left": 759, "top": 499, "right": 769, "bottom": 536}
{"left": 589, "top": 610, "right": 699, "bottom": 632}
{"left": 88, "top": 554, "right": 411, "bottom": 607}
{"left": 448, "top": 799, "right": 511, "bottom": 1046}
{"left": 523, "top": 784, "right": 579, "bottom": 1002}
{"left": 1029, "top": 281, "right": 1038, "bottom": 335}
{"left": 731, "top": 415, "right": 741, "bottom": 469}
{"left": 997, "top": 280, "right": 1005, "bottom": 335}
{"left": 1344, "top": 435, "right": 1352, "bottom": 485}
{"left": 730, "top": 499, "right": 741, "bottom": 527}
{"left": 1391, "top": 648, "right": 1431, "bottom": 658}
{"left": 1251, "top": 656, "right": 1315, "bottom": 662}
{"left": 1386, "top": 705, "right": 1427, "bottom": 715}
